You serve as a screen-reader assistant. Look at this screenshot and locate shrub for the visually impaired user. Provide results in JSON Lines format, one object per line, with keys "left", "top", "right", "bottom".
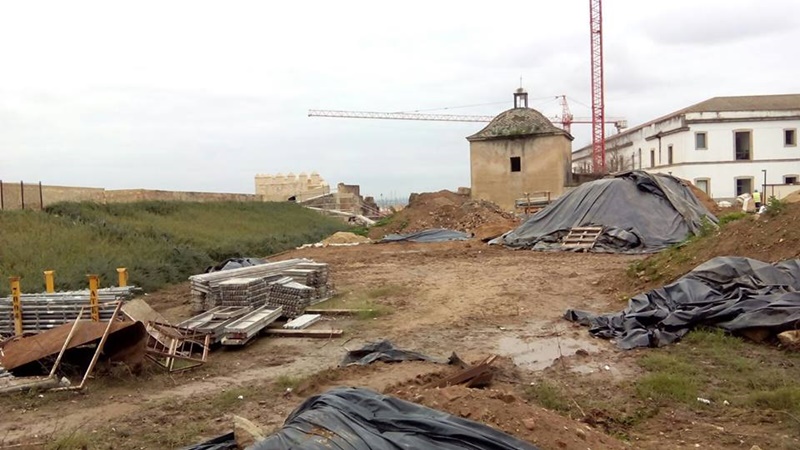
{"left": 718, "top": 211, "right": 747, "bottom": 226}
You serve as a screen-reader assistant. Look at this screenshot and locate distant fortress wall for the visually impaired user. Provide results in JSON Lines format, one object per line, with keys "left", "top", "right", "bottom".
{"left": 254, "top": 172, "right": 330, "bottom": 202}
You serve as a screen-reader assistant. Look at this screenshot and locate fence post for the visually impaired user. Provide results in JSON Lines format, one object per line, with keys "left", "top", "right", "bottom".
{"left": 20, "top": 180, "right": 24, "bottom": 210}
{"left": 10, "top": 277, "right": 22, "bottom": 336}
{"left": 44, "top": 270, "right": 55, "bottom": 293}
{"left": 116, "top": 268, "right": 128, "bottom": 287}
{"left": 88, "top": 274, "right": 100, "bottom": 322}
{"left": 39, "top": 181, "right": 44, "bottom": 210}
{"left": 0, "top": 179, "right": 4, "bottom": 210}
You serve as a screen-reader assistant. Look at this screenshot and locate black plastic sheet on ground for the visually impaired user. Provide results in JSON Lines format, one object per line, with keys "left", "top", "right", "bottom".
{"left": 251, "top": 387, "right": 540, "bottom": 450}
{"left": 181, "top": 432, "right": 236, "bottom": 450}
{"left": 492, "top": 171, "right": 717, "bottom": 253}
{"left": 340, "top": 340, "right": 443, "bottom": 366}
{"left": 381, "top": 228, "right": 471, "bottom": 243}
{"left": 205, "top": 257, "right": 266, "bottom": 273}
{"left": 565, "top": 257, "right": 800, "bottom": 349}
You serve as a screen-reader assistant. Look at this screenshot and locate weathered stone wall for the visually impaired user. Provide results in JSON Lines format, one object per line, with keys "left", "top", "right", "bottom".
{"left": 469, "top": 134, "right": 572, "bottom": 211}
{"left": 0, "top": 181, "right": 259, "bottom": 210}
{"left": 255, "top": 172, "right": 330, "bottom": 202}
{"left": 104, "top": 189, "right": 258, "bottom": 203}
{"left": 0, "top": 182, "right": 105, "bottom": 210}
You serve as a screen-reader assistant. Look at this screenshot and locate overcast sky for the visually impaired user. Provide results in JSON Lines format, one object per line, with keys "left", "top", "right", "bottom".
{"left": 1, "top": 0, "right": 798, "bottom": 202}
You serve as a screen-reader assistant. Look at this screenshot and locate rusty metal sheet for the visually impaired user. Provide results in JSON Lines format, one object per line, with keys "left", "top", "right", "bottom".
{"left": 0, "top": 320, "right": 146, "bottom": 371}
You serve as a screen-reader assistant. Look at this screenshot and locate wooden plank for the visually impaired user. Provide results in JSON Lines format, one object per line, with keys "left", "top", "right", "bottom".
{"left": 431, "top": 354, "right": 497, "bottom": 388}
{"left": 263, "top": 328, "right": 343, "bottom": 338}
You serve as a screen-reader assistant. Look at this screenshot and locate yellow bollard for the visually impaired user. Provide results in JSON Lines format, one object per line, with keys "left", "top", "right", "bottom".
{"left": 116, "top": 268, "right": 128, "bottom": 287}
{"left": 10, "top": 276, "right": 22, "bottom": 336}
{"left": 44, "top": 270, "right": 55, "bottom": 293}
{"left": 88, "top": 274, "right": 100, "bottom": 322}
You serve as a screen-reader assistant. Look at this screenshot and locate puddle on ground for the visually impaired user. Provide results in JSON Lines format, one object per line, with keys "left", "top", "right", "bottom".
{"left": 498, "top": 335, "right": 602, "bottom": 371}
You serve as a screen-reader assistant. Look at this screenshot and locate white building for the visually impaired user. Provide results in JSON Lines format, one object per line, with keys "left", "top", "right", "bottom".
{"left": 572, "top": 95, "right": 800, "bottom": 200}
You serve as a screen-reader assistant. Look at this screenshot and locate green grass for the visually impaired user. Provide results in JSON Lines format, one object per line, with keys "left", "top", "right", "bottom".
{"left": 523, "top": 380, "right": 571, "bottom": 413}
{"left": 718, "top": 211, "right": 747, "bottom": 225}
{"left": 275, "top": 374, "right": 303, "bottom": 391}
{"left": 46, "top": 430, "right": 91, "bottom": 450}
{"left": 633, "top": 329, "right": 800, "bottom": 414}
{"left": 209, "top": 386, "right": 258, "bottom": 410}
{"left": 0, "top": 201, "right": 347, "bottom": 295}
{"left": 313, "top": 285, "right": 406, "bottom": 319}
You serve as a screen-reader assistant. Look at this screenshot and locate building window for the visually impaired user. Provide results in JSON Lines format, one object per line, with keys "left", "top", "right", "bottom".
{"left": 734, "top": 130, "right": 752, "bottom": 160}
{"left": 785, "top": 175, "right": 799, "bottom": 184}
{"left": 786, "top": 129, "right": 797, "bottom": 147}
{"left": 510, "top": 156, "right": 521, "bottom": 172}
{"left": 695, "top": 178, "right": 710, "bottom": 195}
{"left": 667, "top": 144, "right": 674, "bottom": 165}
{"left": 650, "top": 150, "right": 655, "bottom": 168}
{"left": 735, "top": 177, "right": 753, "bottom": 196}
{"left": 695, "top": 132, "right": 707, "bottom": 150}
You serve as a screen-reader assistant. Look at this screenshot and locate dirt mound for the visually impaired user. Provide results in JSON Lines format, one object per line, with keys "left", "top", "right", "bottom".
{"left": 387, "top": 383, "right": 627, "bottom": 450}
{"left": 321, "top": 231, "right": 371, "bottom": 245}
{"left": 686, "top": 182, "right": 719, "bottom": 214}
{"left": 784, "top": 190, "right": 800, "bottom": 203}
{"left": 608, "top": 202, "right": 800, "bottom": 296}
{"left": 369, "top": 190, "right": 519, "bottom": 239}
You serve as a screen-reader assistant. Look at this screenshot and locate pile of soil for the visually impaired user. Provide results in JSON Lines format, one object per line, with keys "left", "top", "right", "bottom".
{"left": 686, "top": 182, "right": 720, "bottom": 214}
{"left": 784, "top": 190, "right": 800, "bottom": 203}
{"left": 368, "top": 190, "right": 519, "bottom": 240}
{"left": 608, "top": 202, "right": 800, "bottom": 296}
{"left": 386, "top": 383, "right": 627, "bottom": 450}
{"left": 320, "top": 231, "right": 371, "bottom": 245}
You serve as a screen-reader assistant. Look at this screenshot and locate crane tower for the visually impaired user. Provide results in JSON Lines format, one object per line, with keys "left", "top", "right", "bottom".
{"left": 590, "top": 0, "right": 606, "bottom": 172}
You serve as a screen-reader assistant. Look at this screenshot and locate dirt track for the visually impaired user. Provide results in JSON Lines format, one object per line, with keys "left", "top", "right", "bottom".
{"left": 1, "top": 241, "right": 792, "bottom": 449}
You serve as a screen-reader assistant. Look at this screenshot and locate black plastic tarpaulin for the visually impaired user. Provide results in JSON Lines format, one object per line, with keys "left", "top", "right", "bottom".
{"left": 492, "top": 171, "right": 717, "bottom": 253}
{"left": 565, "top": 257, "right": 800, "bottom": 349}
{"left": 205, "top": 258, "right": 266, "bottom": 273}
{"left": 251, "top": 387, "right": 540, "bottom": 450}
{"left": 381, "top": 228, "right": 471, "bottom": 243}
{"left": 340, "top": 340, "right": 444, "bottom": 366}
{"left": 181, "top": 432, "right": 236, "bottom": 450}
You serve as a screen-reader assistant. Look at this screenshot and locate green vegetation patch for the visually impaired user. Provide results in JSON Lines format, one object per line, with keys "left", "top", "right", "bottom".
{"left": 0, "top": 201, "right": 347, "bottom": 295}
{"left": 634, "top": 329, "right": 800, "bottom": 414}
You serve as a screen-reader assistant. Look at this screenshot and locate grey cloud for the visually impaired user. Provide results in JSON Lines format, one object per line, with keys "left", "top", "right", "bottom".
{"left": 640, "top": 5, "right": 799, "bottom": 46}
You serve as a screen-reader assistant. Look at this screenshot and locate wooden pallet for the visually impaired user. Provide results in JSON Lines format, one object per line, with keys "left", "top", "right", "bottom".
{"left": 562, "top": 227, "right": 603, "bottom": 250}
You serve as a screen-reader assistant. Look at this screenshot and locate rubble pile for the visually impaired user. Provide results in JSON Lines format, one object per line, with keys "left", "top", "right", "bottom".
{"left": 369, "top": 190, "right": 518, "bottom": 239}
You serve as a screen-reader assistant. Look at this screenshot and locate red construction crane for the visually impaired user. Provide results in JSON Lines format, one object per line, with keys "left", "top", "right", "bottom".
{"left": 308, "top": 95, "right": 626, "bottom": 133}
{"left": 590, "top": 0, "right": 606, "bottom": 172}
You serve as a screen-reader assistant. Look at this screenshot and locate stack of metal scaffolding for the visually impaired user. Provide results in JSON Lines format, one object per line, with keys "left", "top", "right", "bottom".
{"left": 285, "top": 261, "right": 332, "bottom": 300}
{"left": 189, "top": 259, "right": 311, "bottom": 312}
{"left": 0, "top": 287, "right": 138, "bottom": 336}
{"left": 215, "top": 277, "right": 270, "bottom": 307}
{"left": 188, "top": 259, "right": 332, "bottom": 313}
{"left": 267, "top": 277, "right": 314, "bottom": 318}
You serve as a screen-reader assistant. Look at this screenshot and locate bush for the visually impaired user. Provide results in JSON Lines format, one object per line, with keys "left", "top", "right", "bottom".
{"left": 718, "top": 211, "right": 747, "bottom": 226}
{"left": 765, "top": 196, "right": 787, "bottom": 217}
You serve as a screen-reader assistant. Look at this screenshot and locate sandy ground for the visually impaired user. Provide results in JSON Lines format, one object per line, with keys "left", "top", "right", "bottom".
{"left": 2, "top": 241, "right": 783, "bottom": 449}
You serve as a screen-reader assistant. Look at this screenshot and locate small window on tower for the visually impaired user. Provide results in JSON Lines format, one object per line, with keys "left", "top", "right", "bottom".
{"left": 510, "top": 157, "right": 521, "bottom": 172}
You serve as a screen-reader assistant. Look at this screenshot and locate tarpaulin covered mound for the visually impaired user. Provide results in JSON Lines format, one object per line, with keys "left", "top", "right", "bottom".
{"left": 493, "top": 171, "right": 717, "bottom": 253}
{"left": 251, "top": 387, "right": 540, "bottom": 450}
{"left": 565, "top": 256, "right": 800, "bottom": 349}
